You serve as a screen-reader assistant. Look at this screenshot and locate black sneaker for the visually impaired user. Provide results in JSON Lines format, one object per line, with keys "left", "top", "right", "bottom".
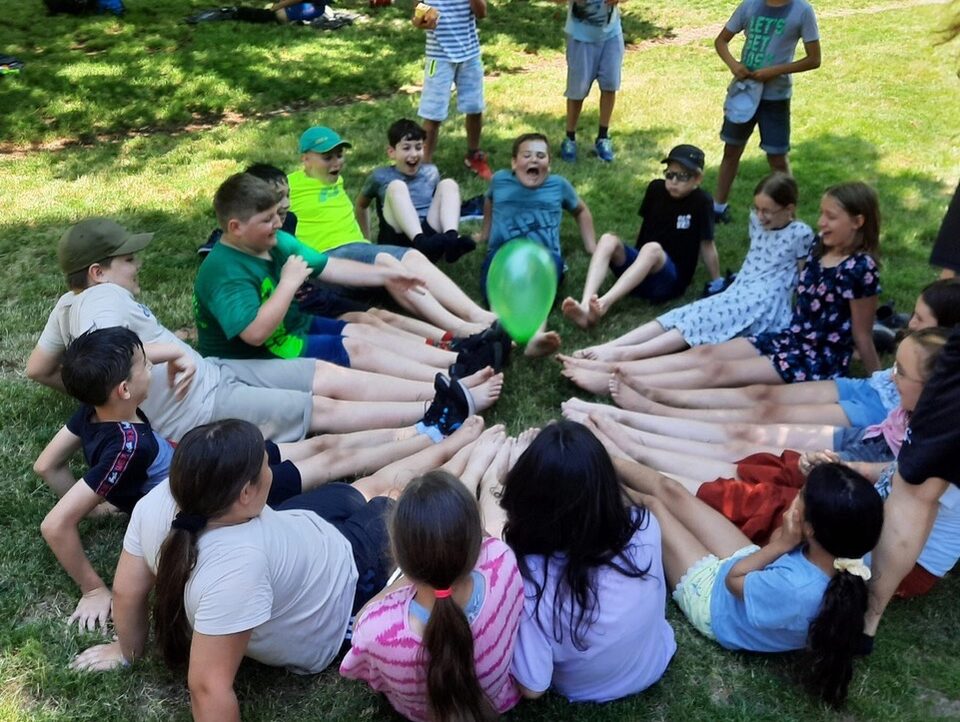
{"left": 449, "top": 340, "right": 504, "bottom": 378}
{"left": 197, "top": 228, "right": 222, "bottom": 257}
{"left": 714, "top": 207, "right": 733, "bottom": 224}
{"left": 420, "top": 373, "right": 473, "bottom": 436}
{"left": 460, "top": 195, "right": 485, "bottom": 221}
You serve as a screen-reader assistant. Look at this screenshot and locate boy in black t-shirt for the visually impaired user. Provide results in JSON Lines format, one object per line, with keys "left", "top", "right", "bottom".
{"left": 562, "top": 144, "right": 720, "bottom": 329}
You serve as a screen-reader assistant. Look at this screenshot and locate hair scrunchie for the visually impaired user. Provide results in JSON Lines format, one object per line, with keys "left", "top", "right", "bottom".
{"left": 833, "top": 557, "right": 871, "bottom": 581}
{"left": 171, "top": 512, "right": 208, "bottom": 534}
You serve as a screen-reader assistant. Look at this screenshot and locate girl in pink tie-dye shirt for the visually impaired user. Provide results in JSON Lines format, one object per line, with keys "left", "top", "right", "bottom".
{"left": 340, "top": 470, "right": 523, "bottom": 722}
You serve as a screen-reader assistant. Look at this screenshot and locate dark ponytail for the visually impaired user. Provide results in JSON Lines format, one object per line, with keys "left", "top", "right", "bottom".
{"left": 390, "top": 471, "right": 496, "bottom": 722}
{"left": 803, "top": 464, "right": 883, "bottom": 706}
{"left": 153, "top": 420, "right": 265, "bottom": 669}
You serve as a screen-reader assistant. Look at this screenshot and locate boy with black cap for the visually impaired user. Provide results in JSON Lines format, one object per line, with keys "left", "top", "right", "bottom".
{"left": 561, "top": 144, "right": 720, "bottom": 328}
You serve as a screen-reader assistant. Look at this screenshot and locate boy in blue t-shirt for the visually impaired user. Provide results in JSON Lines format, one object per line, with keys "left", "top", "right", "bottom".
{"left": 478, "top": 133, "right": 597, "bottom": 356}
{"left": 355, "top": 118, "right": 476, "bottom": 264}
{"left": 559, "top": 0, "right": 625, "bottom": 163}
{"left": 712, "top": 0, "right": 820, "bottom": 223}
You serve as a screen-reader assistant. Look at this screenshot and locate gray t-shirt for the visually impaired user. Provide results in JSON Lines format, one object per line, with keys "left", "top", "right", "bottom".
{"left": 37, "top": 284, "right": 219, "bottom": 441}
{"left": 360, "top": 164, "right": 441, "bottom": 217}
{"left": 725, "top": 0, "right": 819, "bottom": 100}
{"left": 124, "top": 480, "right": 358, "bottom": 675}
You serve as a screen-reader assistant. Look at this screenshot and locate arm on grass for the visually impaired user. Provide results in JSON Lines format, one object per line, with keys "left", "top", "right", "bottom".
{"left": 865, "top": 472, "right": 947, "bottom": 635}
{"left": 715, "top": 27, "right": 750, "bottom": 79}
{"left": 71, "top": 550, "right": 156, "bottom": 671}
{"left": 751, "top": 40, "right": 821, "bottom": 83}
{"left": 34, "top": 426, "right": 83, "bottom": 497}
{"left": 700, "top": 239, "right": 721, "bottom": 280}
{"left": 238, "top": 255, "right": 312, "bottom": 347}
{"left": 188, "top": 631, "right": 252, "bottom": 722}
{"left": 41, "top": 481, "right": 113, "bottom": 631}
{"left": 850, "top": 295, "right": 881, "bottom": 374}
{"left": 572, "top": 200, "right": 597, "bottom": 253}
{"left": 355, "top": 193, "right": 373, "bottom": 241}
{"left": 26, "top": 345, "right": 66, "bottom": 392}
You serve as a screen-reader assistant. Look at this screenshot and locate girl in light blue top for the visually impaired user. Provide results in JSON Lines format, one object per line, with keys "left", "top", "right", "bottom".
{"left": 617, "top": 459, "right": 882, "bottom": 706}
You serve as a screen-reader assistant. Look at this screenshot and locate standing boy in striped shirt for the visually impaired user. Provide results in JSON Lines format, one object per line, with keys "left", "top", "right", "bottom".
{"left": 413, "top": 0, "right": 492, "bottom": 180}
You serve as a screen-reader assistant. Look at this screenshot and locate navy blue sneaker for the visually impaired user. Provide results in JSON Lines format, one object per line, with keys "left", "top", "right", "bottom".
{"left": 460, "top": 195, "right": 485, "bottom": 221}
{"left": 420, "top": 374, "right": 474, "bottom": 436}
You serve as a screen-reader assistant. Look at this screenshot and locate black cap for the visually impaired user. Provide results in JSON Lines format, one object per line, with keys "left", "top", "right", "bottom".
{"left": 661, "top": 144, "right": 705, "bottom": 173}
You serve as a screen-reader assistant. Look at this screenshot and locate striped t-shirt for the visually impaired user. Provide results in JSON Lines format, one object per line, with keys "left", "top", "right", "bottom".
{"left": 425, "top": 0, "right": 480, "bottom": 63}
{"left": 340, "top": 537, "right": 523, "bottom": 721}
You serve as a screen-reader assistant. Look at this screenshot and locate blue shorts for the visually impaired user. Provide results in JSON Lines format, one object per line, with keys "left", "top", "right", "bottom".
{"left": 303, "top": 315, "right": 350, "bottom": 366}
{"left": 833, "top": 427, "right": 896, "bottom": 463}
{"left": 611, "top": 244, "right": 681, "bottom": 302}
{"left": 565, "top": 33, "right": 624, "bottom": 99}
{"left": 720, "top": 98, "right": 791, "bottom": 155}
{"left": 326, "top": 241, "right": 409, "bottom": 264}
{"left": 835, "top": 377, "right": 889, "bottom": 427}
{"left": 479, "top": 245, "right": 566, "bottom": 307}
{"left": 283, "top": 2, "right": 320, "bottom": 21}
{"left": 418, "top": 54, "right": 485, "bottom": 122}
{"left": 277, "top": 483, "right": 394, "bottom": 614}
{"left": 264, "top": 440, "right": 303, "bottom": 507}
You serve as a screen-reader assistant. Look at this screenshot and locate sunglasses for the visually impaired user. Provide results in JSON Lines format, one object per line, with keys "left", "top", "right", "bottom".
{"left": 664, "top": 170, "right": 694, "bottom": 182}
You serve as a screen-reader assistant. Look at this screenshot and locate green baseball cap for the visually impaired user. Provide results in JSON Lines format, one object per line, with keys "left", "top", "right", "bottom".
{"left": 298, "top": 126, "right": 352, "bottom": 154}
{"left": 58, "top": 218, "right": 154, "bottom": 275}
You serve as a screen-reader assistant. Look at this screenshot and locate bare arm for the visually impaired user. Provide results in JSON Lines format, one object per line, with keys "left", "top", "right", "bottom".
{"left": 572, "top": 200, "right": 597, "bottom": 253}
{"left": 477, "top": 197, "right": 493, "bottom": 243}
{"left": 470, "top": 0, "right": 487, "bottom": 20}
{"left": 71, "top": 550, "right": 155, "bottom": 671}
{"left": 751, "top": 39, "right": 821, "bottom": 83}
{"left": 238, "top": 256, "right": 312, "bottom": 347}
{"left": 26, "top": 345, "right": 66, "bottom": 392}
{"left": 715, "top": 27, "right": 750, "bottom": 79}
{"left": 188, "top": 631, "right": 253, "bottom": 722}
{"left": 34, "top": 426, "right": 82, "bottom": 497}
{"left": 143, "top": 342, "right": 197, "bottom": 399}
{"left": 320, "top": 257, "right": 424, "bottom": 293}
{"left": 40, "top": 481, "right": 112, "bottom": 630}
{"left": 849, "top": 294, "right": 880, "bottom": 374}
{"left": 355, "top": 194, "right": 373, "bottom": 241}
{"left": 726, "top": 497, "right": 803, "bottom": 599}
{"left": 865, "top": 472, "right": 947, "bottom": 635}
{"left": 700, "top": 239, "right": 721, "bottom": 280}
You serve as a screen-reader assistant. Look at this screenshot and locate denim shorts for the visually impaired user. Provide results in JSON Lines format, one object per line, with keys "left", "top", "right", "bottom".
{"left": 303, "top": 315, "right": 350, "bottom": 366}
{"left": 833, "top": 427, "right": 896, "bottom": 463}
{"left": 565, "top": 33, "right": 624, "bottom": 98}
{"left": 611, "top": 244, "right": 682, "bottom": 302}
{"left": 418, "top": 54, "right": 485, "bottom": 122}
{"left": 283, "top": 2, "right": 320, "bottom": 21}
{"left": 326, "top": 241, "right": 410, "bottom": 263}
{"left": 720, "top": 98, "right": 791, "bottom": 155}
{"left": 835, "top": 377, "right": 889, "bottom": 427}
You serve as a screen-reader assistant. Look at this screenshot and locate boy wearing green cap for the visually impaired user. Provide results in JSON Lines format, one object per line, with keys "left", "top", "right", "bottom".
{"left": 288, "top": 125, "right": 498, "bottom": 338}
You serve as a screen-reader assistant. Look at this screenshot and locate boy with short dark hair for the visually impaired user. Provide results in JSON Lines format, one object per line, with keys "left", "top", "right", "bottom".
{"left": 561, "top": 144, "right": 719, "bottom": 328}
{"left": 355, "top": 118, "right": 475, "bottom": 263}
{"left": 478, "top": 133, "right": 597, "bottom": 356}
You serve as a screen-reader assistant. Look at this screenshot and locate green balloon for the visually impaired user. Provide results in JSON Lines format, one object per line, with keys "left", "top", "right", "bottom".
{"left": 486, "top": 239, "right": 558, "bottom": 344}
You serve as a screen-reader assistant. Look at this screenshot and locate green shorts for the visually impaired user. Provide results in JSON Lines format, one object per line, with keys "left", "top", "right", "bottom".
{"left": 672, "top": 544, "right": 759, "bottom": 639}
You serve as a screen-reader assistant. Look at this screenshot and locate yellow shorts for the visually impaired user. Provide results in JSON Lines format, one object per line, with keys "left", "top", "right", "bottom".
{"left": 672, "top": 544, "right": 760, "bottom": 640}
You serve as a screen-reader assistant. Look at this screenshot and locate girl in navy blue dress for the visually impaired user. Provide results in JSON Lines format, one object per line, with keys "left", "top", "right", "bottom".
{"left": 561, "top": 182, "right": 881, "bottom": 394}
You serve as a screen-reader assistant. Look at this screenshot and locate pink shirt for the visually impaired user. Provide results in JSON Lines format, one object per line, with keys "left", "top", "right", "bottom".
{"left": 863, "top": 405, "right": 909, "bottom": 457}
{"left": 340, "top": 538, "right": 523, "bottom": 721}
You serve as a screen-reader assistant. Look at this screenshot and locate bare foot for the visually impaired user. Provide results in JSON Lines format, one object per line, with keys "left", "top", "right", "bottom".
{"left": 556, "top": 353, "right": 614, "bottom": 371}
{"left": 482, "top": 437, "right": 513, "bottom": 489}
{"left": 510, "top": 427, "right": 540, "bottom": 468}
{"left": 560, "top": 397, "right": 618, "bottom": 422}
{"left": 455, "top": 321, "right": 489, "bottom": 338}
{"left": 609, "top": 371, "right": 650, "bottom": 411}
{"left": 561, "top": 297, "right": 592, "bottom": 329}
{"left": 87, "top": 501, "right": 123, "bottom": 519}
{"left": 468, "top": 372, "right": 505, "bottom": 411}
{"left": 525, "top": 330, "right": 562, "bottom": 358}
{"left": 560, "top": 364, "right": 613, "bottom": 395}
{"left": 587, "top": 294, "right": 608, "bottom": 324}
{"left": 445, "top": 415, "right": 486, "bottom": 447}
{"left": 461, "top": 366, "right": 494, "bottom": 388}
{"left": 584, "top": 414, "right": 633, "bottom": 461}
{"left": 460, "top": 425, "right": 508, "bottom": 496}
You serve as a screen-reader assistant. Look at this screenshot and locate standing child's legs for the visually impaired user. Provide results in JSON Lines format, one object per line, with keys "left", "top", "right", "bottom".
{"left": 714, "top": 142, "right": 746, "bottom": 208}
{"left": 422, "top": 119, "right": 441, "bottom": 164}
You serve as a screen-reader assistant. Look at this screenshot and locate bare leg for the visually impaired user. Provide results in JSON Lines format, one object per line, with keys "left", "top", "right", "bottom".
{"left": 456, "top": 426, "right": 508, "bottom": 496}
{"left": 575, "top": 320, "right": 670, "bottom": 358}
{"left": 767, "top": 153, "right": 790, "bottom": 175}
{"left": 478, "top": 438, "right": 513, "bottom": 539}
{"left": 277, "top": 426, "right": 419, "bottom": 460}
{"left": 382, "top": 181, "right": 427, "bottom": 240}
{"left": 342, "top": 323, "right": 456, "bottom": 367}
{"left": 562, "top": 233, "right": 627, "bottom": 329}
{"left": 714, "top": 142, "right": 747, "bottom": 206}
{"left": 308, "top": 396, "right": 430, "bottom": 434}
{"left": 465, "top": 113, "right": 483, "bottom": 154}
{"left": 616, "top": 353, "right": 785, "bottom": 391}
{"left": 388, "top": 251, "right": 498, "bottom": 326}
{"left": 592, "top": 243, "right": 668, "bottom": 319}
{"left": 365, "top": 308, "right": 449, "bottom": 342}
{"left": 352, "top": 416, "right": 485, "bottom": 499}
{"left": 525, "top": 321, "right": 562, "bottom": 358}
{"left": 566, "top": 98, "right": 584, "bottom": 135}
{"left": 598, "top": 90, "right": 616, "bottom": 129}
{"left": 422, "top": 118, "right": 441, "bottom": 163}
{"left": 427, "top": 178, "right": 461, "bottom": 233}
{"left": 294, "top": 433, "right": 433, "bottom": 490}
{"left": 342, "top": 336, "right": 447, "bottom": 382}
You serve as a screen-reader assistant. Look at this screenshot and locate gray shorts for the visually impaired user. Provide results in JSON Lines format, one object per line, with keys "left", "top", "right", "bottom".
{"left": 418, "top": 54, "right": 485, "bottom": 121}
{"left": 565, "top": 33, "right": 624, "bottom": 99}
{"left": 327, "top": 241, "right": 410, "bottom": 264}
{"left": 210, "top": 357, "right": 315, "bottom": 442}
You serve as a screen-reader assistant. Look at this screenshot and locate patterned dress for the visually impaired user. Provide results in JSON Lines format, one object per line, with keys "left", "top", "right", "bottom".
{"left": 658, "top": 213, "right": 814, "bottom": 345}
{"left": 751, "top": 250, "right": 880, "bottom": 383}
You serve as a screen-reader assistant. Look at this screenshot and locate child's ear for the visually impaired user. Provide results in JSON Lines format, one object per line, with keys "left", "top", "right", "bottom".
{"left": 226, "top": 218, "right": 243, "bottom": 236}
{"left": 852, "top": 213, "right": 865, "bottom": 230}
{"left": 115, "top": 379, "right": 132, "bottom": 401}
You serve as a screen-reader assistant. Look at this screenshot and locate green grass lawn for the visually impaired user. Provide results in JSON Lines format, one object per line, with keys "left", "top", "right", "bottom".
{"left": 2, "top": 0, "right": 960, "bottom": 719}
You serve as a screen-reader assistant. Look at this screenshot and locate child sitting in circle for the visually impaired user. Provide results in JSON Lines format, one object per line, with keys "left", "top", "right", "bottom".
{"left": 561, "top": 144, "right": 719, "bottom": 329}
{"left": 560, "top": 181, "right": 882, "bottom": 393}
{"left": 355, "top": 118, "right": 476, "bottom": 263}
{"left": 574, "top": 171, "right": 812, "bottom": 358}
{"left": 618, "top": 458, "right": 882, "bottom": 706}
{"left": 478, "top": 133, "right": 598, "bottom": 356}
{"left": 340, "top": 470, "right": 523, "bottom": 721}
{"left": 488, "top": 421, "right": 676, "bottom": 702}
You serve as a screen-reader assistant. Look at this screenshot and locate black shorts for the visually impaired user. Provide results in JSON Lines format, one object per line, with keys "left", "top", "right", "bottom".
{"left": 277, "top": 483, "right": 394, "bottom": 613}
{"left": 264, "top": 440, "right": 303, "bottom": 507}
{"left": 296, "top": 280, "right": 370, "bottom": 318}
{"left": 377, "top": 217, "right": 437, "bottom": 247}
{"left": 898, "top": 327, "right": 960, "bottom": 487}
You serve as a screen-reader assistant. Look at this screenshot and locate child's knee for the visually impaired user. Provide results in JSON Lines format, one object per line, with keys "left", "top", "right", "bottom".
{"left": 436, "top": 177, "right": 458, "bottom": 194}
{"left": 638, "top": 242, "right": 665, "bottom": 265}
{"left": 342, "top": 336, "right": 374, "bottom": 364}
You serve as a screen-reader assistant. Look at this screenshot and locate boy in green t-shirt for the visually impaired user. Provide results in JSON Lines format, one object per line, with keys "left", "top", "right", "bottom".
{"left": 194, "top": 173, "right": 492, "bottom": 382}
